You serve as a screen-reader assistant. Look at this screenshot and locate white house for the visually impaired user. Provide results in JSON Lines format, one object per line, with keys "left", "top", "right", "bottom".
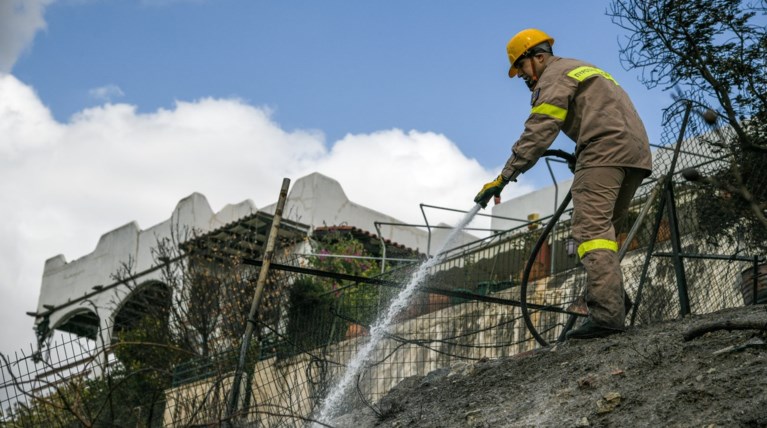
{"left": 32, "top": 172, "right": 479, "bottom": 348}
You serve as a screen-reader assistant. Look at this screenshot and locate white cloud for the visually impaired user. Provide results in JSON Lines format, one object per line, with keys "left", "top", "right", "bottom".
{"left": 0, "top": 74, "right": 534, "bottom": 356}
{"left": 88, "top": 84, "right": 125, "bottom": 102}
{"left": 312, "top": 129, "right": 497, "bottom": 224}
{"left": 0, "top": 0, "right": 55, "bottom": 73}
{"left": 0, "top": 73, "right": 63, "bottom": 157}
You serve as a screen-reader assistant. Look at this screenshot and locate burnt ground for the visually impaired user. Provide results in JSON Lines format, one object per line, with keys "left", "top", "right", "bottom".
{"left": 329, "top": 305, "right": 767, "bottom": 428}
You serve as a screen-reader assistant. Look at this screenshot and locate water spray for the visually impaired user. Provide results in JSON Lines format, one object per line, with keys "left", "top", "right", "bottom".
{"left": 313, "top": 204, "right": 483, "bottom": 425}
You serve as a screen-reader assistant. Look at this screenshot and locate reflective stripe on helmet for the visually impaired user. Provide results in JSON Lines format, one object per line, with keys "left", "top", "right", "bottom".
{"left": 531, "top": 103, "right": 567, "bottom": 121}
{"left": 577, "top": 238, "right": 618, "bottom": 258}
{"left": 567, "top": 66, "right": 619, "bottom": 86}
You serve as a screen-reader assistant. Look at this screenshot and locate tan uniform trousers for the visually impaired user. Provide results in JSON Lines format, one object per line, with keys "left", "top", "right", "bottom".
{"left": 571, "top": 166, "right": 646, "bottom": 327}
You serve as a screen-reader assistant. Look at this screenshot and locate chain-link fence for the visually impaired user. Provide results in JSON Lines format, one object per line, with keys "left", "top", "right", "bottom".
{"left": 624, "top": 100, "right": 766, "bottom": 323}
{"left": 2, "top": 100, "right": 765, "bottom": 427}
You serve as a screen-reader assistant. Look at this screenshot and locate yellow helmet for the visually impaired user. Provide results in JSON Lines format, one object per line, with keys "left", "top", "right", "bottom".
{"left": 506, "top": 28, "right": 555, "bottom": 77}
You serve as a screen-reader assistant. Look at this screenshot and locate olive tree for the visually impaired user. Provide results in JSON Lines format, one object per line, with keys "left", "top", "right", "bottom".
{"left": 608, "top": 0, "right": 767, "bottom": 248}
{"left": 608, "top": 0, "right": 766, "bottom": 151}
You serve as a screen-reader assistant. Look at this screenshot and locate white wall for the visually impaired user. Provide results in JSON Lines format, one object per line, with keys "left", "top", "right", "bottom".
{"left": 35, "top": 172, "right": 477, "bottom": 345}
{"left": 36, "top": 193, "right": 258, "bottom": 345}
{"left": 261, "top": 172, "right": 449, "bottom": 255}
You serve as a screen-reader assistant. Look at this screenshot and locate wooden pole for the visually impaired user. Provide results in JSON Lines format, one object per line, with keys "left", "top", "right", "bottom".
{"left": 226, "top": 178, "right": 290, "bottom": 424}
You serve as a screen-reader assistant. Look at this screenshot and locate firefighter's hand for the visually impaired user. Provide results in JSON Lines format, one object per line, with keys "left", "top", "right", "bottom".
{"left": 474, "top": 174, "right": 509, "bottom": 208}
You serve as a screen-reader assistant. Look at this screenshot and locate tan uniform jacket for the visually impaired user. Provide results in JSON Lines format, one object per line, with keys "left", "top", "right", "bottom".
{"left": 501, "top": 57, "right": 652, "bottom": 179}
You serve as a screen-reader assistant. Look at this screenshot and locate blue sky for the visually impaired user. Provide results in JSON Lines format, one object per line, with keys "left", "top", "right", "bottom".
{"left": 1, "top": 0, "right": 669, "bottom": 355}
{"left": 12, "top": 0, "right": 669, "bottom": 165}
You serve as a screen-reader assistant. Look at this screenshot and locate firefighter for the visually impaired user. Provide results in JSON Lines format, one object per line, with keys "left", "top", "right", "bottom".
{"left": 474, "top": 28, "right": 652, "bottom": 339}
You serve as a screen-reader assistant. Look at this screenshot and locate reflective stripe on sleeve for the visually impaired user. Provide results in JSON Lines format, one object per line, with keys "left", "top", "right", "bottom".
{"left": 567, "top": 66, "right": 619, "bottom": 86}
{"left": 577, "top": 238, "right": 619, "bottom": 258}
{"left": 530, "top": 103, "right": 567, "bottom": 121}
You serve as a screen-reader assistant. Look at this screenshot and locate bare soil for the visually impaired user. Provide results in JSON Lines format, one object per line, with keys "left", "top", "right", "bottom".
{"left": 331, "top": 305, "right": 767, "bottom": 427}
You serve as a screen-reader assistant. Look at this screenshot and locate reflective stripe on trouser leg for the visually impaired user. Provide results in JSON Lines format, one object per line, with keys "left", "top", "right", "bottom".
{"left": 577, "top": 238, "right": 619, "bottom": 259}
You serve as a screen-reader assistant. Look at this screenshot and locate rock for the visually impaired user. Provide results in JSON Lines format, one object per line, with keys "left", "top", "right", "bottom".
{"left": 596, "top": 391, "right": 623, "bottom": 414}
{"left": 378, "top": 396, "right": 402, "bottom": 418}
{"left": 421, "top": 367, "right": 449, "bottom": 386}
{"left": 575, "top": 416, "right": 591, "bottom": 427}
{"left": 448, "top": 361, "right": 473, "bottom": 377}
{"left": 578, "top": 374, "right": 597, "bottom": 389}
{"left": 596, "top": 402, "right": 615, "bottom": 414}
{"left": 465, "top": 409, "right": 482, "bottom": 423}
{"left": 556, "top": 388, "right": 573, "bottom": 399}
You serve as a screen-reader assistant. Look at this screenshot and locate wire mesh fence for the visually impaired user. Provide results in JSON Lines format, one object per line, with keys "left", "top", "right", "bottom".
{"left": 623, "top": 100, "right": 767, "bottom": 323}
{"left": 2, "top": 100, "right": 765, "bottom": 427}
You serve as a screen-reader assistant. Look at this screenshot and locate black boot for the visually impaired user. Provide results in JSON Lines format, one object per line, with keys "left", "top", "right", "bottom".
{"left": 565, "top": 319, "right": 625, "bottom": 340}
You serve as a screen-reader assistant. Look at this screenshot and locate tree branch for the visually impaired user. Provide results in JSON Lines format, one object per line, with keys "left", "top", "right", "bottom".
{"left": 683, "top": 319, "right": 767, "bottom": 341}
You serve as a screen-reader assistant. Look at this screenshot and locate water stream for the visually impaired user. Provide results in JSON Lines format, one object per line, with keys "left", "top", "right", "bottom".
{"left": 314, "top": 204, "right": 482, "bottom": 425}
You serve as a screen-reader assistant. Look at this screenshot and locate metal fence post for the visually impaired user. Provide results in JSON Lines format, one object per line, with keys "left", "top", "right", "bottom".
{"left": 631, "top": 102, "right": 693, "bottom": 323}
{"left": 665, "top": 184, "right": 691, "bottom": 315}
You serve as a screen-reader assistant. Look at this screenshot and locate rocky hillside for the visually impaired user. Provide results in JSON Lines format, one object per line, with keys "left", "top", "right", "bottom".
{"left": 331, "top": 305, "right": 767, "bottom": 427}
